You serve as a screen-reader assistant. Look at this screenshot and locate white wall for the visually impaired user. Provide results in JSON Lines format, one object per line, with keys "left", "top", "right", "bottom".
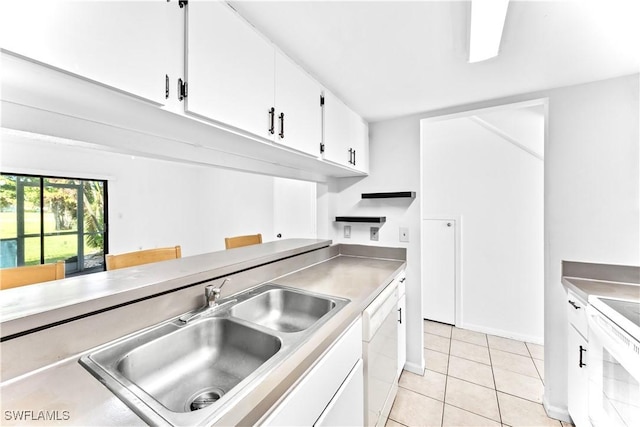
{"left": 422, "top": 112, "right": 544, "bottom": 342}
{"left": 329, "top": 73, "right": 639, "bottom": 419}
{"left": 327, "top": 117, "right": 425, "bottom": 374}
{"left": 274, "top": 177, "right": 317, "bottom": 240}
{"left": 543, "top": 74, "right": 639, "bottom": 418}
{"left": 0, "top": 132, "right": 288, "bottom": 256}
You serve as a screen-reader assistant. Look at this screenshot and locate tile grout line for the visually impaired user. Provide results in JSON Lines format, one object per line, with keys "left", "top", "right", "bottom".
{"left": 486, "top": 333, "right": 504, "bottom": 426}
{"left": 526, "top": 343, "right": 546, "bottom": 384}
{"left": 440, "top": 324, "right": 453, "bottom": 427}
{"left": 422, "top": 323, "right": 556, "bottom": 426}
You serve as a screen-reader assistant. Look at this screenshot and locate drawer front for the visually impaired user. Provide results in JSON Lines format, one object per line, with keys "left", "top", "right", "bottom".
{"left": 314, "top": 359, "right": 364, "bottom": 426}
{"left": 262, "top": 317, "right": 362, "bottom": 426}
{"left": 567, "top": 290, "right": 588, "bottom": 339}
{"left": 395, "top": 271, "right": 406, "bottom": 298}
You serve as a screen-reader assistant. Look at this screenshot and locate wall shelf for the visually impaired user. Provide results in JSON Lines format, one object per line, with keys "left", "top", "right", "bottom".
{"left": 361, "top": 192, "right": 416, "bottom": 199}
{"left": 335, "top": 216, "right": 386, "bottom": 224}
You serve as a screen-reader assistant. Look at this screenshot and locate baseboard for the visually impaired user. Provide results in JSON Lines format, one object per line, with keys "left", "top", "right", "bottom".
{"left": 403, "top": 360, "right": 425, "bottom": 375}
{"left": 543, "top": 395, "right": 572, "bottom": 423}
{"left": 460, "top": 322, "right": 544, "bottom": 345}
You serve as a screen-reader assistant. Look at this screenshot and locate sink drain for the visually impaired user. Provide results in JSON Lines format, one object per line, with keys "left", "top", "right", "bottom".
{"left": 189, "top": 389, "right": 225, "bottom": 411}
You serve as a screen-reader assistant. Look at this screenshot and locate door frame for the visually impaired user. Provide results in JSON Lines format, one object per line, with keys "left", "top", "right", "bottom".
{"left": 419, "top": 97, "right": 546, "bottom": 332}
{"left": 421, "top": 214, "right": 463, "bottom": 327}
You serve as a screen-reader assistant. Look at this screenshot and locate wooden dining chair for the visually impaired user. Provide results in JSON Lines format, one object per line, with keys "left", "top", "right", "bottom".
{"left": 0, "top": 260, "right": 66, "bottom": 290}
{"left": 224, "top": 234, "right": 262, "bottom": 249}
{"left": 106, "top": 245, "right": 182, "bottom": 271}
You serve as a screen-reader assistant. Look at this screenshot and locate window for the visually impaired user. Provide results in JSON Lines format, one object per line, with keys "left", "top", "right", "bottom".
{"left": 0, "top": 173, "right": 108, "bottom": 276}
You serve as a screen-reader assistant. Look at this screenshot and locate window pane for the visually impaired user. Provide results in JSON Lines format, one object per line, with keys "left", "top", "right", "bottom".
{"left": 43, "top": 180, "right": 79, "bottom": 233}
{"left": 83, "top": 181, "right": 105, "bottom": 232}
{"left": 24, "top": 236, "right": 41, "bottom": 266}
{"left": 84, "top": 234, "right": 105, "bottom": 271}
{"left": 0, "top": 175, "right": 18, "bottom": 240}
{"left": 44, "top": 235, "right": 77, "bottom": 265}
{"left": 1, "top": 174, "right": 43, "bottom": 267}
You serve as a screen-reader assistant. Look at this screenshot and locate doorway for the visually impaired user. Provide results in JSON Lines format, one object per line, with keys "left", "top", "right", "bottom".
{"left": 420, "top": 99, "right": 545, "bottom": 341}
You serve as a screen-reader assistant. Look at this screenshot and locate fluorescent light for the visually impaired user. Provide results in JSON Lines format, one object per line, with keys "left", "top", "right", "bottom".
{"left": 469, "top": 0, "right": 510, "bottom": 63}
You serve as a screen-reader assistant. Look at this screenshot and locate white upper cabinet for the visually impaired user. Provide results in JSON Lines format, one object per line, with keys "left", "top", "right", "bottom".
{"left": 0, "top": 0, "right": 368, "bottom": 179}
{"left": 187, "top": 2, "right": 321, "bottom": 157}
{"left": 353, "top": 114, "right": 370, "bottom": 173}
{"left": 186, "top": 0, "right": 275, "bottom": 140}
{"left": 0, "top": 0, "right": 181, "bottom": 106}
{"left": 274, "top": 51, "right": 322, "bottom": 157}
{"left": 322, "top": 90, "right": 369, "bottom": 173}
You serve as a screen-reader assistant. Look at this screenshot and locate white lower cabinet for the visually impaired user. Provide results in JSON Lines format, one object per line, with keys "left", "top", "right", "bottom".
{"left": 397, "top": 292, "right": 407, "bottom": 379}
{"left": 567, "top": 291, "right": 589, "bottom": 427}
{"left": 568, "top": 323, "right": 589, "bottom": 427}
{"left": 261, "top": 317, "right": 363, "bottom": 426}
{"left": 315, "top": 359, "right": 364, "bottom": 427}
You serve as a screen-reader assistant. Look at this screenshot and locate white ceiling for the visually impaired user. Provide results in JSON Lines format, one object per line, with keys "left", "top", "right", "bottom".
{"left": 228, "top": 0, "right": 640, "bottom": 123}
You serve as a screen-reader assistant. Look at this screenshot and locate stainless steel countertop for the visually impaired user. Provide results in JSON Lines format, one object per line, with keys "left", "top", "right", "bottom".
{"left": 561, "top": 260, "right": 640, "bottom": 303}
{"left": 0, "top": 249, "right": 406, "bottom": 426}
{"left": 562, "top": 277, "right": 640, "bottom": 303}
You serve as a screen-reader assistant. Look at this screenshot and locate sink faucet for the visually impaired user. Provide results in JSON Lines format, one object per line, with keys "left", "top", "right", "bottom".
{"left": 179, "top": 278, "right": 231, "bottom": 324}
{"left": 206, "top": 278, "right": 230, "bottom": 307}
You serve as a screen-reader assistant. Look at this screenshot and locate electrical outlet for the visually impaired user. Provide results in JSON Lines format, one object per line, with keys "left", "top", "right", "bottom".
{"left": 399, "top": 227, "right": 409, "bottom": 242}
{"left": 370, "top": 227, "right": 379, "bottom": 241}
{"left": 344, "top": 225, "right": 351, "bottom": 238}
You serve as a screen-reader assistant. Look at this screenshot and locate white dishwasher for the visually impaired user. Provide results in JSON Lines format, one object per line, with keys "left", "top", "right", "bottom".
{"left": 362, "top": 280, "right": 399, "bottom": 427}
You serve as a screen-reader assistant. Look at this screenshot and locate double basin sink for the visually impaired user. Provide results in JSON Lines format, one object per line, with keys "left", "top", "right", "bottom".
{"left": 79, "top": 283, "right": 349, "bottom": 426}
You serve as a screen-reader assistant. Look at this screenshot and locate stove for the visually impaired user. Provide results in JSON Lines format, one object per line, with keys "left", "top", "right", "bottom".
{"left": 600, "top": 297, "right": 640, "bottom": 326}
{"left": 589, "top": 295, "right": 640, "bottom": 342}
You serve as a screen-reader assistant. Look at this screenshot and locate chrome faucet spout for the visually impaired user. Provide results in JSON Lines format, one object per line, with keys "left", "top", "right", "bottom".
{"left": 205, "top": 285, "right": 219, "bottom": 308}
{"left": 207, "top": 278, "right": 230, "bottom": 307}
{"left": 180, "top": 278, "right": 231, "bottom": 324}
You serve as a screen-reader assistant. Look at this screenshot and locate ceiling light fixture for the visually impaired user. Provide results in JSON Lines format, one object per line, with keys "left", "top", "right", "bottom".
{"left": 469, "top": 0, "right": 510, "bottom": 63}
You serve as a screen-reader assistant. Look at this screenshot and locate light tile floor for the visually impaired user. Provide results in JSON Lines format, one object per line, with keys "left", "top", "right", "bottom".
{"left": 387, "top": 320, "right": 575, "bottom": 427}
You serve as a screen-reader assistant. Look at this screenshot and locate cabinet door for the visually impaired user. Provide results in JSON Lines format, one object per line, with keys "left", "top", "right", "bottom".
{"left": 0, "top": 0, "right": 180, "bottom": 105}
{"left": 351, "top": 117, "right": 369, "bottom": 173}
{"left": 568, "top": 325, "right": 589, "bottom": 427}
{"left": 186, "top": 0, "right": 274, "bottom": 139}
{"left": 323, "top": 90, "right": 368, "bottom": 172}
{"left": 397, "top": 294, "right": 407, "bottom": 379}
{"left": 274, "top": 51, "right": 322, "bottom": 157}
{"left": 262, "top": 318, "right": 362, "bottom": 426}
{"left": 315, "top": 359, "right": 364, "bottom": 427}
{"left": 323, "top": 90, "right": 354, "bottom": 168}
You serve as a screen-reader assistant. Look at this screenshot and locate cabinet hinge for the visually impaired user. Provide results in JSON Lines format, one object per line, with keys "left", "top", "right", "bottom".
{"left": 320, "top": 95, "right": 325, "bottom": 106}
{"left": 178, "top": 0, "right": 188, "bottom": 8}
{"left": 178, "top": 78, "right": 188, "bottom": 101}
{"left": 165, "top": 74, "right": 169, "bottom": 99}
{"left": 320, "top": 143, "right": 325, "bottom": 154}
